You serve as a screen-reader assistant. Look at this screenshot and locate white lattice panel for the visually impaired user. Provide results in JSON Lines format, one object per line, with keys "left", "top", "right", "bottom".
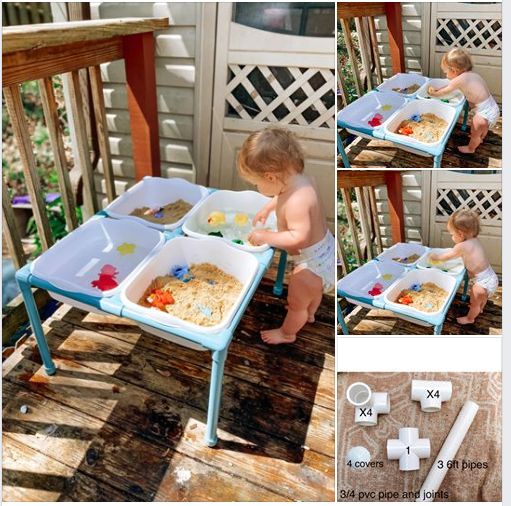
{"left": 435, "top": 188, "right": 502, "bottom": 224}
{"left": 436, "top": 18, "right": 502, "bottom": 54}
{"left": 225, "top": 64, "right": 335, "bottom": 128}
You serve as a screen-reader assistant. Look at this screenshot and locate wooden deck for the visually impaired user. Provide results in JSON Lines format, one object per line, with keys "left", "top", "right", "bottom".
{"left": 2, "top": 268, "right": 335, "bottom": 501}
{"left": 339, "top": 114, "right": 502, "bottom": 168}
{"left": 341, "top": 286, "right": 501, "bottom": 335}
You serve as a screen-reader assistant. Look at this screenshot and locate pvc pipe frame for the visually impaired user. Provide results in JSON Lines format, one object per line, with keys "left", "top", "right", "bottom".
{"left": 411, "top": 380, "right": 452, "bottom": 412}
{"left": 346, "top": 382, "right": 390, "bottom": 426}
{"left": 387, "top": 427, "right": 430, "bottom": 471}
{"left": 417, "top": 400, "right": 479, "bottom": 502}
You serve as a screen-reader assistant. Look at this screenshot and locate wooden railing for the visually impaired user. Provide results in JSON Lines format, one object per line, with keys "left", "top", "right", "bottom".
{"left": 2, "top": 17, "right": 169, "bottom": 270}
{"left": 2, "top": 2, "right": 53, "bottom": 26}
{"left": 337, "top": 2, "right": 405, "bottom": 106}
{"left": 337, "top": 170, "right": 404, "bottom": 275}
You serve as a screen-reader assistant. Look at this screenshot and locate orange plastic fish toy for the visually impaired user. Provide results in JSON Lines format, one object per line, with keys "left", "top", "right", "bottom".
{"left": 147, "top": 289, "right": 175, "bottom": 310}
{"left": 398, "top": 294, "right": 414, "bottom": 305}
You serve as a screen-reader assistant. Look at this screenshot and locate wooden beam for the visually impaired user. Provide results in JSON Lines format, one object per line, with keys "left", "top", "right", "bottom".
{"left": 2, "top": 36, "right": 123, "bottom": 87}
{"left": 337, "top": 2, "right": 385, "bottom": 19}
{"left": 384, "top": 171, "right": 405, "bottom": 243}
{"left": 368, "top": 16, "right": 383, "bottom": 85}
{"left": 339, "top": 18, "right": 363, "bottom": 97}
{"left": 123, "top": 32, "right": 161, "bottom": 180}
{"left": 337, "top": 170, "right": 387, "bottom": 189}
{"left": 2, "top": 17, "right": 169, "bottom": 54}
{"left": 340, "top": 188, "right": 362, "bottom": 264}
{"left": 384, "top": 2, "right": 406, "bottom": 74}
{"left": 2, "top": 179, "right": 26, "bottom": 270}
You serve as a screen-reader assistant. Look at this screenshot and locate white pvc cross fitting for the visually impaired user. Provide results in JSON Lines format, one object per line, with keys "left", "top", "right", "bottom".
{"left": 387, "top": 427, "right": 431, "bottom": 471}
{"left": 346, "top": 382, "right": 390, "bottom": 426}
{"left": 411, "top": 380, "right": 452, "bottom": 412}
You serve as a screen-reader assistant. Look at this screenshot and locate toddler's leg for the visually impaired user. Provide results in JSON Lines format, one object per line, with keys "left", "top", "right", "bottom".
{"left": 457, "top": 284, "right": 488, "bottom": 324}
{"left": 261, "top": 269, "right": 322, "bottom": 345}
{"left": 459, "top": 114, "right": 489, "bottom": 153}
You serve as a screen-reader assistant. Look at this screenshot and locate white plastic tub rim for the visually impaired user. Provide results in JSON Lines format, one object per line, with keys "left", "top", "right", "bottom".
{"left": 120, "top": 236, "right": 260, "bottom": 334}
{"left": 416, "top": 248, "right": 465, "bottom": 276}
{"left": 416, "top": 78, "right": 465, "bottom": 107}
{"left": 336, "top": 259, "right": 407, "bottom": 301}
{"left": 336, "top": 91, "right": 407, "bottom": 133}
{"left": 376, "top": 73, "right": 428, "bottom": 98}
{"left": 31, "top": 217, "right": 165, "bottom": 298}
{"left": 383, "top": 99, "right": 457, "bottom": 151}
{"left": 383, "top": 269, "right": 457, "bottom": 319}
{"left": 376, "top": 242, "right": 428, "bottom": 268}
{"left": 182, "top": 189, "right": 277, "bottom": 252}
{"left": 104, "top": 176, "right": 209, "bottom": 231}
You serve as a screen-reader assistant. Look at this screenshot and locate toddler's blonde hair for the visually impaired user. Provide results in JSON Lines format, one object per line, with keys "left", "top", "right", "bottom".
{"left": 441, "top": 48, "right": 473, "bottom": 73}
{"left": 237, "top": 126, "right": 304, "bottom": 178}
{"left": 448, "top": 209, "right": 480, "bottom": 238}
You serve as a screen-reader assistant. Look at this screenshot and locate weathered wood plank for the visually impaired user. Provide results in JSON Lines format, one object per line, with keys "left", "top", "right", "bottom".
{"left": 67, "top": 70, "right": 97, "bottom": 217}
{"left": 2, "top": 17, "right": 169, "bottom": 53}
{"left": 38, "top": 76, "right": 78, "bottom": 231}
{"left": 4, "top": 356, "right": 332, "bottom": 501}
{"left": 2, "top": 37, "right": 123, "bottom": 87}
{"left": 3, "top": 86, "right": 53, "bottom": 250}
{"left": 339, "top": 18, "right": 362, "bottom": 96}
{"left": 2, "top": 435, "right": 132, "bottom": 501}
{"left": 368, "top": 16, "right": 383, "bottom": 84}
{"left": 88, "top": 65, "right": 116, "bottom": 202}
{"left": 2, "top": 179, "right": 26, "bottom": 270}
{"left": 337, "top": 2, "right": 385, "bottom": 19}
{"left": 340, "top": 188, "right": 362, "bottom": 264}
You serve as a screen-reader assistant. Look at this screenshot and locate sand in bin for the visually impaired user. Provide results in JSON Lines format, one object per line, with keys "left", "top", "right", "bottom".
{"left": 396, "top": 282, "right": 448, "bottom": 313}
{"left": 139, "top": 263, "right": 242, "bottom": 327}
{"left": 396, "top": 113, "right": 447, "bottom": 143}
{"left": 392, "top": 83, "right": 421, "bottom": 94}
{"left": 130, "top": 199, "right": 192, "bottom": 224}
{"left": 392, "top": 253, "right": 420, "bottom": 264}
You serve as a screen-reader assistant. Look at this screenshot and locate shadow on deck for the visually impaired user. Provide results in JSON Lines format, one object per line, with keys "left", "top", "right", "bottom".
{"left": 342, "top": 286, "right": 502, "bottom": 335}
{"left": 2, "top": 269, "right": 335, "bottom": 501}
{"left": 338, "top": 115, "right": 502, "bottom": 169}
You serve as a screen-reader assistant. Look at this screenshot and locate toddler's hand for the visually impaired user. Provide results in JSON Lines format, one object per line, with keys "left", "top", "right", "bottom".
{"left": 252, "top": 209, "right": 269, "bottom": 226}
{"left": 428, "top": 86, "right": 437, "bottom": 96}
{"left": 248, "top": 229, "right": 268, "bottom": 246}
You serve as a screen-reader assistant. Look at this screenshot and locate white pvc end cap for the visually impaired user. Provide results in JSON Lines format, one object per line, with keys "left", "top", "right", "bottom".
{"left": 346, "top": 382, "right": 372, "bottom": 406}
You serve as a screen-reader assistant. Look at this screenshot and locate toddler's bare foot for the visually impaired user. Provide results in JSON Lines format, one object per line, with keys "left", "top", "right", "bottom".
{"left": 458, "top": 145, "right": 476, "bottom": 154}
{"left": 261, "top": 327, "right": 296, "bottom": 345}
{"left": 457, "top": 316, "right": 475, "bottom": 325}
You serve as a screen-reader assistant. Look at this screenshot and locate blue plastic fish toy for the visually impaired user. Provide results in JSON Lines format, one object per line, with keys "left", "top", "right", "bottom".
{"left": 171, "top": 264, "right": 194, "bottom": 282}
{"left": 410, "top": 114, "right": 422, "bottom": 122}
{"left": 411, "top": 283, "right": 422, "bottom": 291}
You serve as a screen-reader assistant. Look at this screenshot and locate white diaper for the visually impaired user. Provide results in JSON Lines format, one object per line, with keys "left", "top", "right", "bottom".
{"left": 475, "top": 95, "right": 500, "bottom": 129}
{"left": 472, "top": 266, "right": 499, "bottom": 297}
{"left": 290, "top": 230, "right": 335, "bottom": 294}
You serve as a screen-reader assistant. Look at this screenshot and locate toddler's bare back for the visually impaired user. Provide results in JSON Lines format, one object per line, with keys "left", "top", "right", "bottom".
{"left": 458, "top": 237, "right": 490, "bottom": 276}
{"left": 453, "top": 71, "right": 491, "bottom": 105}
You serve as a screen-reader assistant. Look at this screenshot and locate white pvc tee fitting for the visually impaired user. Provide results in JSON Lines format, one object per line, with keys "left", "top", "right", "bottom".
{"left": 346, "top": 382, "right": 390, "bottom": 426}
{"left": 387, "top": 427, "right": 431, "bottom": 471}
{"left": 411, "top": 380, "right": 452, "bottom": 412}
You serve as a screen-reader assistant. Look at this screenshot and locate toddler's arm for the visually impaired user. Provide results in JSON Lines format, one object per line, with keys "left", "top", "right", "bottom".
{"left": 429, "top": 244, "right": 463, "bottom": 262}
{"left": 249, "top": 198, "right": 311, "bottom": 250}
{"left": 253, "top": 196, "right": 277, "bottom": 226}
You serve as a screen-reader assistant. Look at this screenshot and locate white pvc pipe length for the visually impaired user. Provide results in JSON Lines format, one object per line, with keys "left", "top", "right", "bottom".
{"left": 417, "top": 400, "right": 479, "bottom": 502}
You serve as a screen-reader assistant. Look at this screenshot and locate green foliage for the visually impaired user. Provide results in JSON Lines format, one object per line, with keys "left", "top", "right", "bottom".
{"left": 26, "top": 197, "right": 83, "bottom": 258}
{"left": 337, "top": 20, "right": 363, "bottom": 104}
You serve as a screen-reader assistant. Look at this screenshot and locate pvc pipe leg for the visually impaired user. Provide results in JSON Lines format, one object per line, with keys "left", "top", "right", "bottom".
{"left": 461, "top": 272, "right": 469, "bottom": 302}
{"left": 17, "top": 278, "right": 56, "bottom": 375}
{"left": 204, "top": 348, "right": 228, "bottom": 447}
{"left": 461, "top": 101, "right": 469, "bottom": 132}
{"left": 433, "top": 154, "right": 442, "bottom": 168}
{"left": 273, "top": 249, "right": 287, "bottom": 296}
{"left": 337, "top": 300, "right": 350, "bottom": 335}
{"left": 434, "top": 324, "right": 443, "bottom": 335}
{"left": 337, "top": 131, "right": 351, "bottom": 168}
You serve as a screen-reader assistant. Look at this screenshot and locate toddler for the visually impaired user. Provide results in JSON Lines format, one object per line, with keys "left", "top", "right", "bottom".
{"left": 429, "top": 209, "right": 498, "bottom": 325}
{"left": 428, "top": 48, "right": 500, "bottom": 154}
{"left": 237, "top": 127, "right": 335, "bottom": 344}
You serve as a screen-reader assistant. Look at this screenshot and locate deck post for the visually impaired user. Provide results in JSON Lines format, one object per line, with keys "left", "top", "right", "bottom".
{"left": 384, "top": 171, "right": 405, "bottom": 243}
{"left": 123, "top": 31, "right": 161, "bottom": 180}
{"left": 384, "top": 2, "right": 406, "bottom": 74}
{"left": 273, "top": 250, "right": 287, "bottom": 296}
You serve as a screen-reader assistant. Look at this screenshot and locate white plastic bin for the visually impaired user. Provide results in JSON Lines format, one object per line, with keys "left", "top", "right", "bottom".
{"left": 384, "top": 100, "right": 457, "bottom": 151}
{"left": 104, "top": 177, "right": 208, "bottom": 231}
{"left": 416, "top": 248, "right": 465, "bottom": 275}
{"left": 377, "top": 73, "right": 428, "bottom": 98}
{"left": 182, "top": 190, "right": 277, "bottom": 252}
{"left": 336, "top": 91, "right": 406, "bottom": 132}
{"left": 120, "top": 237, "right": 260, "bottom": 334}
{"left": 384, "top": 269, "right": 457, "bottom": 318}
{"left": 31, "top": 217, "right": 164, "bottom": 297}
{"left": 416, "top": 78, "right": 465, "bottom": 107}
{"left": 337, "top": 260, "right": 407, "bottom": 300}
{"left": 376, "top": 243, "right": 428, "bottom": 268}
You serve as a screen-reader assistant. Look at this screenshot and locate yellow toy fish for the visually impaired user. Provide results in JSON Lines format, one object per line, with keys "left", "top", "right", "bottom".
{"left": 207, "top": 211, "right": 226, "bottom": 226}
{"left": 233, "top": 213, "right": 249, "bottom": 226}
